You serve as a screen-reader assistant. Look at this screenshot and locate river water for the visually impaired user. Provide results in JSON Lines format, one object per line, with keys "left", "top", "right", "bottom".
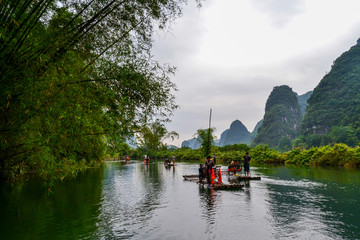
{"left": 0, "top": 161, "right": 359, "bottom": 240}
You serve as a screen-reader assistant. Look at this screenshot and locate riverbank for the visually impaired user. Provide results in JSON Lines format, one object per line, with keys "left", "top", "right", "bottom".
{"left": 119, "top": 143, "right": 360, "bottom": 168}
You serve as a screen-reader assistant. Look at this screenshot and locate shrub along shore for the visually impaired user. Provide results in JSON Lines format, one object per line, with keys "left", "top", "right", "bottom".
{"left": 117, "top": 143, "right": 360, "bottom": 168}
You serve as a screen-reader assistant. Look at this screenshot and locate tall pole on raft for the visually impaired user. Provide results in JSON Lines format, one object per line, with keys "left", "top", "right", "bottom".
{"left": 206, "top": 108, "right": 212, "bottom": 156}
{"left": 209, "top": 108, "right": 212, "bottom": 130}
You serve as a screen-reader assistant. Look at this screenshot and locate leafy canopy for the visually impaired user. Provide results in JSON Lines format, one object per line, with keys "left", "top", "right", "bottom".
{"left": 0, "top": 0, "right": 201, "bottom": 181}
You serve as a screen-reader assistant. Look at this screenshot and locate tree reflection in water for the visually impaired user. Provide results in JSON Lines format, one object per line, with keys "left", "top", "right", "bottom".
{"left": 198, "top": 186, "right": 219, "bottom": 237}
{"left": 94, "top": 161, "right": 165, "bottom": 239}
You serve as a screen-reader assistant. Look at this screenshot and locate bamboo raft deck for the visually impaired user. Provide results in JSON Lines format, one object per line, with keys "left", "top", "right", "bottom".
{"left": 164, "top": 163, "right": 175, "bottom": 167}
{"left": 183, "top": 175, "right": 244, "bottom": 190}
{"left": 221, "top": 171, "right": 262, "bottom": 180}
{"left": 236, "top": 176, "right": 261, "bottom": 181}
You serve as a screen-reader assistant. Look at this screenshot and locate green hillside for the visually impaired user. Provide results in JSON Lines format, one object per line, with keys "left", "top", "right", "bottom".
{"left": 253, "top": 85, "right": 302, "bottom": 149}
{"left": 300, "top": 39, "right": 360, "bottom": 146}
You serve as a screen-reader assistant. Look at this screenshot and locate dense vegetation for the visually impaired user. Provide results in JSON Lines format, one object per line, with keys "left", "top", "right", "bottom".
{"left": 109, "top": 142, "right": 360, "bottom": 168}
{"left": 253, "top": 85, "right": 302, "bottom": 149}
{"left": 300, "top": 39, "right": 360, "bottom": 147}
{"left": 0, "top": 0, "right": 201, "bottom": 182}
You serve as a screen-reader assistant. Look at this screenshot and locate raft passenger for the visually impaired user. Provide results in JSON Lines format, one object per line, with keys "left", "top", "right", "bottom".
{"left": 228, "top": 160, "right": 235, "bottom": 174}
{"left": 243, "top": 152, "right": 251, "bottom": 177}
{"left": 198, "top": 164, "right": 206, "bottom": 183}
{"left": 205, "top": 156, "right": 214, "bottom": 187}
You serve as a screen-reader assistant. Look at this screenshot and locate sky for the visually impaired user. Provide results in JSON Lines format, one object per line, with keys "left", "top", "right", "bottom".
{"left": 151, "top": 0, "right": 360, "bottom": 147}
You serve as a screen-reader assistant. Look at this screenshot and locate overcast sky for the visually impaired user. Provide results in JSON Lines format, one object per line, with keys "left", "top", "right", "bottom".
{"left": 151, "top": 0, "right": 360, "bottom": 147}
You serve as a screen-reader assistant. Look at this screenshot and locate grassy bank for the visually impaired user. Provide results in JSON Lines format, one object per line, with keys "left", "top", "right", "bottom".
{"left": 112, "top": 143, "right": 360, "bottom": 168}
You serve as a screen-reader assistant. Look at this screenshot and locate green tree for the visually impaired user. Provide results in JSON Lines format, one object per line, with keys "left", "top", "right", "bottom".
{"left": 137, "top": 121, "right": 179, "bottom": 151}
{"left": 0, "top": 0, "right": 200, "bottom": 181}
{"left": 195, "top": 128, "right": 216, "bottom": 157}
{"left": 278, "top": 136, "right": 292, "bottom": 152}
{"left": 330, "top": 126, "right": 358, "bottom": 147}
{"left": 292, "top": 136, "right": 307, "bottom": 149}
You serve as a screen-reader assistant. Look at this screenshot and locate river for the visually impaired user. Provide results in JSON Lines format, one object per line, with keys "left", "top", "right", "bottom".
{"left": 0, "top": 161, "right": 359, "bottom": 239}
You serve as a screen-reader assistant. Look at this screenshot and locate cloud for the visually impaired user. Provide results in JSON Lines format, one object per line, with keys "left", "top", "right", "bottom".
{"left": 152, "top": 0, "right": 360, "bottom": 147}
{"left": 250, "top": 0, "right": 306, "bottom": 28}
{"left": 152, "top": 2, "right": 206, "bottom": 65}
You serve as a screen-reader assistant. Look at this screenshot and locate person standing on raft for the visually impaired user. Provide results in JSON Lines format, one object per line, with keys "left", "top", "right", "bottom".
{"left": 144, "top": 155, "right": 150, "bottom": 164}
{"left": 198, "top": 164, "right": 206, "bottom": 183}
{"left": 205, "top": 156, "right": 214, "bottom": 186}
{"left": 243, "top": 152, "right": 251, "bottom": 177}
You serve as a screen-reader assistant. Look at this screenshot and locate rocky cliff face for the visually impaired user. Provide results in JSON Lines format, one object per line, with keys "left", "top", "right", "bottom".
{"left": 253, "top": 85, "right": 302, "bottom": 147}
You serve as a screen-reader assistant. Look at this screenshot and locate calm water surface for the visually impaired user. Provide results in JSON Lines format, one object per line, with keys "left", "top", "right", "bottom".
{"left": 1, "top": 161, "right": 359, "bottom": 240}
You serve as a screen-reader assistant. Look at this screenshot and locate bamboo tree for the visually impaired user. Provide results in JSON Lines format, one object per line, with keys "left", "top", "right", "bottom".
{"left": 0, "top": 0, "right": 202, "bottom": 181}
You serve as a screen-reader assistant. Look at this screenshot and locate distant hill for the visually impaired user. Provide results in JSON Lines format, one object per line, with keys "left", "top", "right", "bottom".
{"left": 300, "top": 38, "right": 360, "bottom": 146}
{"left": 167, "top": 145, "right": 178, "bottom": 150}
{"left": 253, "top": 85, "right": 302, "bottom": 148}
{"left": 181, "top": 87, "right": 311, "bottom": 149}
{"left": 219, "top": 129, "right": 230, "bottom": 147}
{"left": 182, "top": 120, "right": 252, "bottom": 148}
{"left": 181, "top": 137, "right": 201, "bottom": 149}
{"left": 218, "top": 120, "right": 252, "bottom": 146}
{"left": 181, "top": 136, "right": 220, "bottom": 149}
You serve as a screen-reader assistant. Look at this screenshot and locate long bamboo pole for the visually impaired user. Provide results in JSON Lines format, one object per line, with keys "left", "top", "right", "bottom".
{"left": 206, "top": 108, "right": 212, "bottom": 156}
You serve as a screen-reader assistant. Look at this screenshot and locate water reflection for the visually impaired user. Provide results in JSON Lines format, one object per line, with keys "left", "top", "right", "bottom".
{"left": 198, "top": 186, "right": 218, "bottom": 238}
{"left": 1, "top": 162, "right": 360, "bottom": 240}
{"left": 0, "top": 168, "right": 103, "bottom": 240}
{"left": 94, "top": 161, "right": 165, "bottom": 239}
{"left": 258, "top": 166, "right": 360, "bottom": 239}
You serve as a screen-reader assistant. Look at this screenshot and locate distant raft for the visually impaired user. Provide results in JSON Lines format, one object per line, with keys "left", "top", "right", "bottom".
{"left": 182, "top": 175, "right": 244, "bottom": 190}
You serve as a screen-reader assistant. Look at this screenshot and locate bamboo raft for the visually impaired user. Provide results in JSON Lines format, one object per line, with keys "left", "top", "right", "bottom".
{"left": 164, "top": 163, "right": 175, "bottom": 167}
{"left": 221, "top": 170, "right": 261, "bottom": 180}
{"left": 236, "top": 176, "right": 261, "bottom": 181}
{"left": 183, "top": 175, "right": 244, "bottom": 190}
